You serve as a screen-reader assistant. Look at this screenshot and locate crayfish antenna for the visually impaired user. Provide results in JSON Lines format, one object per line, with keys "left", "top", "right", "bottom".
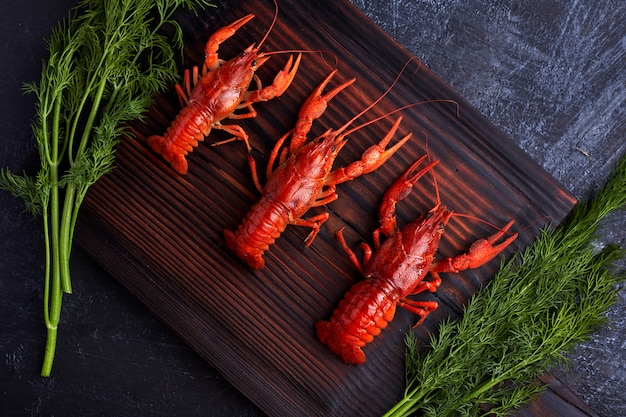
{"left": 258, "top": 0, "right": 280, "bottom": 50}
{"left": 422, "top": 132, "right": 441, "bottom": 206}
{"left": 335, "top": 57, "right": 423, "bottom": 138}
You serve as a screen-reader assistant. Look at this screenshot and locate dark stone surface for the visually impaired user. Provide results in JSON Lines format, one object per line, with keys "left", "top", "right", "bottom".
{"left": 1, "top": 0, "right": 624, "bottom": 416}
{"left": 346, "top": 2, "right": 625, "bottom": 415}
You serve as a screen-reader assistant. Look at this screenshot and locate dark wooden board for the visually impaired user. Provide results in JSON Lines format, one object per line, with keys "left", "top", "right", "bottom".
{"left": 516, "top": 375, "right": 600, "bottom": 417}
{"left": 74, "top": 1, "right": 577, "bottom": 416}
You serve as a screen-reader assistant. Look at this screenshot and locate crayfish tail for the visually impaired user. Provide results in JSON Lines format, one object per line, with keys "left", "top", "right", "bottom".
{"left": 224, "top": 229, "right": 266, "bottom": 269}
{"left": 315, "top": 320, "right": 366, "bottom": 365}
{"left": 170, "top": 155, "right": 189, "bottom": 175}
{"left": 147, "top": 135, "right": 165, "bottom": 153}
{"left": 315, "top": 320, "right": 332, "bottom": 343}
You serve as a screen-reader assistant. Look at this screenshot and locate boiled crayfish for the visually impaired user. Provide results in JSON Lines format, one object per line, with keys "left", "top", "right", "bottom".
{"left": 148, "top": 11, "right": 301, "bottom": 174}
{"left": 224, "top": 69, "right": 413, "bottom": 269}
{"left": 316, "top": 155, "right": 518, "bottom": 364}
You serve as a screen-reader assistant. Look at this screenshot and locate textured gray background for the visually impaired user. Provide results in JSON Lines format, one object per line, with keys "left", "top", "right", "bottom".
{"left": 1, "top": 0, "right": 624, "bottom": 416}
{"left": 347, "top": 0, "right": 625, "bottom": 415}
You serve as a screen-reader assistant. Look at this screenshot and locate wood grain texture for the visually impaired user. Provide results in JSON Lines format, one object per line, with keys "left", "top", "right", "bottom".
{"left": 74, "top": 1, "right": 576, "bottom": 415}
{"left": 515, "top": 375, "right": 600, "bottom": 417}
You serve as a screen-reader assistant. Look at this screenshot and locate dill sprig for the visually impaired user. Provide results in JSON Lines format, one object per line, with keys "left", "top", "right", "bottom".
{"left": 0, "top": 0, "right": 213, "bottom": 377}
{"left": 384, "top": 152, "right": 626, "bottom": 417}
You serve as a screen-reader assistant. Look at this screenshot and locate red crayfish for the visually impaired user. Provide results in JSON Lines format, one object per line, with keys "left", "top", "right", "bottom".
{"left": 224, "top": 69, "right": 413, "bottom": 269}
{"left": 148, "top": 10, "right": 301, "bottom": 174}
{"left": 316, "top": 155, "right": 518, "bottom": 364}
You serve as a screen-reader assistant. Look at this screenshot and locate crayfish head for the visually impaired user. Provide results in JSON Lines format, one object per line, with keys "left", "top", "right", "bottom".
{"left": 251, "top": 49, "right": 271, "bottom": 68}
{"left": 294, "top": 133, "right": 336, "bottom": 171}
{"left": 401, "top": 205, "right": 452, "bottom": 258}
{"left": 427, "top": 203, "right": 453, "bottom": 228}
{"left": 229, "top": 46, "right": 266, "bottom": 71}
{"left": 216, "top": 49, "right": 266, "bottom": 95}
{"left": 312, "top": 129, "right": 348, "bottom": 156}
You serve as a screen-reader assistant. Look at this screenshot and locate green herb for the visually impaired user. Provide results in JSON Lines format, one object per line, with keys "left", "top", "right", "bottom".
{"left": 384, "top": 153, "right": 626, "bottom": 417}
{"left": 0, "top": 0, "right": 213, "bottom": 377}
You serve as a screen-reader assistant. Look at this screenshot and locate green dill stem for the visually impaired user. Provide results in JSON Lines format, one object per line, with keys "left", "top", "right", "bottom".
{"left": 76, "top": 72, "right": 108, "bottom": 160}
{"left": 383, "top": 386, "right": 445, "bottom": 417}
{"left": 42, "top": 174, "right": 62, "bottom": 377}
{"left": 58, "top": 188, "right": 75, "bottom": 294}
{"left": 66, "top": 58, "right": 106, "bottom": 166}
{"left": 382, "top": 393, "right": 421, "bottom": 417}
{"left": 42, "top": 207, "right": 51, "bottom": 327}
{"left": 58, "top": 73, "right": 110, "bottom": 295}
{"left": 40, "top": 85, "right": 64, "bottom": 376}
{"left": 41, "top": 255, "right": 62, "bottom": 377}
{"left": 383, "top": 365, "right": 444, "bottom": 417}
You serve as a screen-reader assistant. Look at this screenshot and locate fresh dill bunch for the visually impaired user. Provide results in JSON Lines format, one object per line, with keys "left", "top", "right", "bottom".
{"left": 0, "top": 0, "right": 213, "bottom": 377}
{"left": 384, "top": 152, "right": 626, "bottom": 417}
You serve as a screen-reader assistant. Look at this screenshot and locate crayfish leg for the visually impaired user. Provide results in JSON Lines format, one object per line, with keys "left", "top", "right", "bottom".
{"left": 335, "top": 227, "right": 365, "bottom": 274}
{"left": 211, "top": 123, "right": 252, "bottom": 152}
{"left": 397, "top": 298, "right": 439, "bottom": 327}
{"left": 411, "top": 272, "right": 442, "bottom": 295}
{"left": 294, "top": 212, "right": 330, "bottom": 246}
{"left": 175, "top": 67, "right": 198, "bottom": 107}
{"left": 311, "top": 186, "right": 338, "bottom": 207}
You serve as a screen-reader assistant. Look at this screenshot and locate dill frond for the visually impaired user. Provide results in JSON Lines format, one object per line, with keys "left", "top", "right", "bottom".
{"left": 0, "top": 0, "right": 214, "bottom": 377}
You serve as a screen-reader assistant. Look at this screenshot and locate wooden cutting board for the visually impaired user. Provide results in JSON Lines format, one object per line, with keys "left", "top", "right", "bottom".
{"left": 74, "top": 1, "right": 577, "bottom": 415}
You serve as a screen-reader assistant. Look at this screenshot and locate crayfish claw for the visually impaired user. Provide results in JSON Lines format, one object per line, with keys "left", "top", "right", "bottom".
{"left": 204, "top": 14, "right": 255, "bottom": 70}
{"left": 245, "top": 53, "right": 302, "bottom": 104}
{"left": 378, "top": 155, "right": 439, "bottom": 236}
{"left": 325, "top": 117, "right": 411, "bottom": 187}
{"left": 290, "top": 71, "right": 356, "bottom": 151}
{"left": 431, "top": 222, "right": 518, "bottom": 273}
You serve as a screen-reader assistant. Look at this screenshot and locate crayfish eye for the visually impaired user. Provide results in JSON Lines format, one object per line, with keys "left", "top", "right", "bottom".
{"left": 251, "top": 59, "right": 257, "bottom": 68}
